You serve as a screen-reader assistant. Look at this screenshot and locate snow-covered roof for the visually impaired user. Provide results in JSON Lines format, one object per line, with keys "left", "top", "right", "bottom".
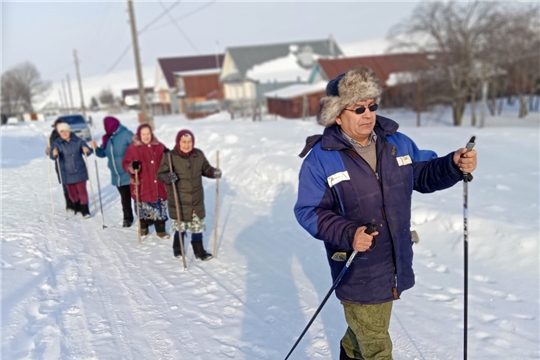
{"left": 173, "top": 68, "right": 221, "bottom": 77}
{"left": 246, "top": 53, "right": 320, "bottom": 83}
{"left": 263, "top": 81, "right": 327, "bottom": 99}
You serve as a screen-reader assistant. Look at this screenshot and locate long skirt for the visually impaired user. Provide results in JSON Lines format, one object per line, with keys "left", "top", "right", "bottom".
{"left": 136, "top": 198, "right": 168, "bottom": 222}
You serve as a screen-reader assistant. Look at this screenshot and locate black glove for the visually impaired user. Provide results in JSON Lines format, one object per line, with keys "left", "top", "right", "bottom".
{"left": 132, "top": 161, "right": 140, "bottom": 171}
{"left": 213, "top": 168, "right": 222, "bottom": 179}
{"left": 166, "top": 172, "right": 178, "bottom": 183}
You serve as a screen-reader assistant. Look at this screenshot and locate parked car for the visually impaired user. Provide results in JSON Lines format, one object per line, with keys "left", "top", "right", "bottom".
{"left": 57, "top": 114, "right": 92, "bottom": 141}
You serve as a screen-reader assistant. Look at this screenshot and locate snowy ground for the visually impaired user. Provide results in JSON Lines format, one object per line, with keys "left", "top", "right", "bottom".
{"left": 1, "top": 105, "right": 539, "bottom": 360}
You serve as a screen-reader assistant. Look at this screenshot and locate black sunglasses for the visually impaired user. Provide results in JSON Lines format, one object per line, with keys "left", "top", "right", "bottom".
{"left": 343, "top": 103, "right": 378, "bottom": 114}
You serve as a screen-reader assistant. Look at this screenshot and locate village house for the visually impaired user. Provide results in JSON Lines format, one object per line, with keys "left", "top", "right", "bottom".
{"left": 219, "top": 38, "right": 342, "bottom": 118}
{"left": 154, "top": 54, "right": 224, "bottom": 115}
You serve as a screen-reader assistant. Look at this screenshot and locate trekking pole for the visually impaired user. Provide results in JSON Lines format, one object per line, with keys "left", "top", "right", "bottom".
{"left": 462, "top": 136, "right": 475, "bottom": 360}
{"left": 84, "top": 152, "right": 97, "bottom": 211}
{"left": 55, "top": 154, "right": 68, "bottom": 220}
{"left": 213, "top": 150, "right": 220, "bottom": 258}
{"left": 168, "top": 152, "right": 187, "bottom": 270}
{"left": 94, "top": 150, "right": 106, "bottom": 229}
{"left": 135, "top": 169, "right": 142, "bottom": 245}
{"left": 47, "top": 137, "right": 55, "bottom": 215}
{"left": 284, "top": 224, "right": 378, "bottom": 360}
{"left": 90, "top": 133, "right": 106, "bottom": 228}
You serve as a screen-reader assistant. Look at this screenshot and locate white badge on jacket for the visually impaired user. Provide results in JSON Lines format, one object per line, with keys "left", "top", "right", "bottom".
{"left": 327, "top": 171, "right": 350, "bottom": 188}
{"left": 396, "top": 155, "right": 412, "bottom": 166}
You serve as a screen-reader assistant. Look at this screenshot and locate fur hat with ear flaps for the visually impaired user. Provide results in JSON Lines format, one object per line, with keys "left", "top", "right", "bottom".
{"left": 317, "top": 67, "right": 383, "bottom": 127}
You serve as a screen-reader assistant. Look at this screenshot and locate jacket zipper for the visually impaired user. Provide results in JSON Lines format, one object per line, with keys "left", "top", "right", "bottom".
{"left": 110, "top": 140, "right": 121, "bottom": 187}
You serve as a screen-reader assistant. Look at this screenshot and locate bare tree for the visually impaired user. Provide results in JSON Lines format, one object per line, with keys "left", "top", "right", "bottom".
{"left": 388, "top": 1, "right": 507, "bottom": 125}
{"left": 98, "top": 88, "right": 116, "bottom": 106}
{"left": 1, "top": 62, "right": 51, "bottom": 114}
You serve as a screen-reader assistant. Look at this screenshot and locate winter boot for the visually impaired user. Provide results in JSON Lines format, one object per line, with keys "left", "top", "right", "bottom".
{"left": 64, "top": 192, "right": 75, "bottom": 211}
{"left": 172, "top": 231, "right": 186, "bottom": 258}
{"left": 123, "top": 218, "right": 133, "bottom": 228}
{"left": 191, "top": 233, "right": 212, "bottom": 261}
{"left": 73, "top": 201, "right": 81, "bottom": 215}
{"left": 155, "top": 221, "right": 170, "bottom": 239}
{"left": 80, "top": 203, "right": 91, "bottom": 219}
{"left": 139, "top": 220, "right": 149, "bottom": 236}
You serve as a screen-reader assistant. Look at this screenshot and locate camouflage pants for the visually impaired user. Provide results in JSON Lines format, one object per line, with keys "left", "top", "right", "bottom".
{"left": 341, "top": 301, "right": 393, "bottom": 360}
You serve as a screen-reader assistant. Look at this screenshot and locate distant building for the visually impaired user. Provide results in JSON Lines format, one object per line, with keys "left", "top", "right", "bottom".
{"left": 121, "top": 87, "right": 163, "bottom": 115}
{"left": 155, "top": 54, "right": 224, "bottom": 115}
{"left": 264, "top": 82, "right": 327, "bottom": 119}
{"left": 174, "top": 68, "right": 224, "bottom": 119}
{"left": 311, "top": 53, "right": 433, "bottom": 108}
{"left": 220, "top": 37, "right": 342, "bottom": 117}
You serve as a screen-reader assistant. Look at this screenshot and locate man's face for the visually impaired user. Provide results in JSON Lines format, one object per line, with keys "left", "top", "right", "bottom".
{"left": 179, "top": 135, "right": 193, "bottom": 153}
{"left": 336, "top": 99, "right": 377, "bottom": 143}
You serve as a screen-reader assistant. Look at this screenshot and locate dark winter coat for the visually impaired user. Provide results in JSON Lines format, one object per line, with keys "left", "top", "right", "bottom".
{"left": 157, "top": 148, "right": 218, "bottom": 221}
{"left": 95, "top": 124, "right": 133, "bottom": 187}
{"left": 50, "top": 133, "right": 93, "bottom": 185}
{"left": 122, "top": 135, "right": 167, "bottom": 203}
{"left": 294, "top": 116, "right": 463, "bottom": 305}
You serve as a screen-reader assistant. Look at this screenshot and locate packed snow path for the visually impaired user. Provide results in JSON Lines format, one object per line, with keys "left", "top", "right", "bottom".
{"left": 2, "top": 112, "right": 538, "bottom": 359}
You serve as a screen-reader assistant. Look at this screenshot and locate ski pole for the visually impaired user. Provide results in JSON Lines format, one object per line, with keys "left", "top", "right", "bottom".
{"left": 213, "top": 150, "right": 220, "bottom": 258}
{"left": 462, "top": 136, "right": 475, "bottom": 360}
{"left": 47, "top": 136, "right": 55, "bottom": 215}
{"left": 84, "top": 152, "right": 97, "bottom": 211}
{"left": 135, "top": 169, "right": 142, "bottom": 245}
{"left": 90, "top": 131, "right": 106, "bottom": 228}
{"left": 168, "top": 152, "right": 187, "bottom": 270}
{"left": 54, "top": 152, "right": 68, "bottom": 220}
{"left": 284, "top": 224, "right": 379, "bottom": 360}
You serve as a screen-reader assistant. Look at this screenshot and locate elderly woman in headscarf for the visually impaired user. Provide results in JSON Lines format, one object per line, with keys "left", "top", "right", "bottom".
{"left": 157, "top": 129, "right": 221, "bottom": 261}
{"left": 49, "top": 122, "right": 93, "bottom": 218}
{"left": 122, "top": 123, "right": 169, "bottom": 238}
{"left": 91, "top": 116, "right": 134, "bottom": 227}
{"left": 46, "top": 118, "right": 74, "bottom": 211}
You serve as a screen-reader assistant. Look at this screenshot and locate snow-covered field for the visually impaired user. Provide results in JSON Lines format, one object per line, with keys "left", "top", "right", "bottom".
{"left": 1, "top": 107, "right": 539, "bottom": 360}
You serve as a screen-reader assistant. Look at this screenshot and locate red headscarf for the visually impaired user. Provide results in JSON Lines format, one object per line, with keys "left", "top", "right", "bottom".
{"left": 137, "top": 123, "right": 154, "bottom": 144}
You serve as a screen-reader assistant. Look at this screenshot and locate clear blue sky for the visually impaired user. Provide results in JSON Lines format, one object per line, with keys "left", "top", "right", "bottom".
{"left": 2, "top": 1, "right": 420, "bottom": 82}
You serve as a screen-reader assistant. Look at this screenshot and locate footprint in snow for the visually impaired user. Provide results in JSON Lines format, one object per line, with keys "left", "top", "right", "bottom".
{"left": 423, "top": 293, "right": 454, "bottom": 302}
{"left": 426, "top": 262, "right": 449, "bottom": 273}
{"left": 496, "top": 184, "right": 511, "bottom": 191}
{"left": 472, "top": 274, "right": 495, "bottom": 283}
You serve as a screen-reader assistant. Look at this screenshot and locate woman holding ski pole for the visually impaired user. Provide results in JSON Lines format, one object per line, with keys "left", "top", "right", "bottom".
{"left": 157, "top": 129, "right": 221, "bottom": 261}
{"left": 91, "top": 116, "right": 134, "bottom": 227}
{"left": 45, "top": 119, "right": 75, "bottom": 212}
{"left": 49, "top": 122, "right": 93, "bottom": 219}
{"left": 122, "top": 123, "right": 169, "bottom": 239}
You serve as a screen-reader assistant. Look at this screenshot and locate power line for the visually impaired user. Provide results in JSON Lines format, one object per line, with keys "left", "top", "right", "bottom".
{"left": 147, "top": 1, "right": 216, "bottom": 33}
{"left": 158, "top": 0, "right": 200, "bottom": 54}
{"left": 101, "top": 1, "right": 182, "bottom": 76}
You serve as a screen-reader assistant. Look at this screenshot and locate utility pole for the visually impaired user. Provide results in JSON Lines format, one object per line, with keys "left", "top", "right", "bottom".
{"left": 58, "top": 89, "right": 65, "bottom": 114}
{"left": 127, "top": 0, "right": 153, "bottom": 128}
{"left": 66, "top": 74, "right": 75, "bottom": 111}
{"left": 73, "top": 49, "right": 87, "bottom": 120}
{"left": 61, "top": 80, "right": 69, "bottom": 113}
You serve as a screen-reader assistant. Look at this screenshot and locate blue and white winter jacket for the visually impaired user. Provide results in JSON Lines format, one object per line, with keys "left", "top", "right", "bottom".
{"left": 50, "top": 133, "right": 93, "bottom": 185}
{"left": 294, "top": 116, "right": 463, "bottom": 304}
{"left": 94, "top": 124, "right": 133, "bottom": 187}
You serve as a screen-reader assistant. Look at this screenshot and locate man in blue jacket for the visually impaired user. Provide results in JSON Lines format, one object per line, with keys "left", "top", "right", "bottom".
{"left": 294, "top": 67, "right": 477, "bottom": 360}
